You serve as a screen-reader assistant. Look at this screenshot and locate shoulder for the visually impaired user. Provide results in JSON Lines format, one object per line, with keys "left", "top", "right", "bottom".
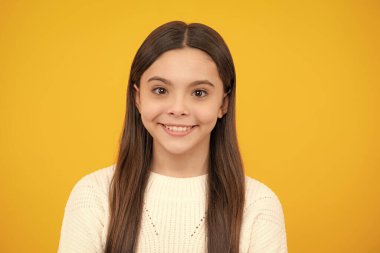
{"left": 74, "top": 164, "right": 115, "bottom": 191}
{"left": 58, "top": 164, "right": 116, "bottom": 252}
{"left": 64, "top": 164, "right": 115, "bottom": 212}
{"left": 242, "top": 175, "right": 287, "bottom": 231}
{"left": 241, "top": 176, "right": 288, "bottom": 252}
{"left": 244, "top": 175, "right": 284, "bottom": 212}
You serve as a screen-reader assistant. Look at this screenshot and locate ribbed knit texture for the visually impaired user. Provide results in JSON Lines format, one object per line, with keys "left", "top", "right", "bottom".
{"left": 58, "top": 165, "right": 287, "bottom": 253}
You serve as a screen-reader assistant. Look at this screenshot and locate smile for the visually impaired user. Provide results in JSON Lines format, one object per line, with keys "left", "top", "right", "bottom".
{"left": 159, "top": 123, "right": 197, "bottom": 136}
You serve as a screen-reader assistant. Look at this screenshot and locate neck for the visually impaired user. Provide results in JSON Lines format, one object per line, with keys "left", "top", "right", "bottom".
{"left": 150, "top": 139, "right": 209, "bottom": 178}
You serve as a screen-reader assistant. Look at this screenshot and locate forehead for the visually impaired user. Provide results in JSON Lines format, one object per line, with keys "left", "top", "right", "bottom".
{"left": 140, "top": 47, "right": 223, "bottom": 87}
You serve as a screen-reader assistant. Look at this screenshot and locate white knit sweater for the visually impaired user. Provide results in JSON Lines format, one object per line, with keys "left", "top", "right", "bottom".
{"left": 58, "top": 164, "right": 287, "bottom": 253}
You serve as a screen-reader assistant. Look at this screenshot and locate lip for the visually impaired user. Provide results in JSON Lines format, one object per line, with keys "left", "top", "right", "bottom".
{"left": 159, "top": 123, "right": 197, "bottom": 137}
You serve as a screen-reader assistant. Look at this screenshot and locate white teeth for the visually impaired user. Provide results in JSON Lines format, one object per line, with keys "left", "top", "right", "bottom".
{"left": 165, "top": 125, "right": 192, "bottom": 132}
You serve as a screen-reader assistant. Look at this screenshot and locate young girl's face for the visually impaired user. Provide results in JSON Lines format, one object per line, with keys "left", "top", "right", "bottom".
{"left": 134, "top": 47, "right": 228, "bottom": 155}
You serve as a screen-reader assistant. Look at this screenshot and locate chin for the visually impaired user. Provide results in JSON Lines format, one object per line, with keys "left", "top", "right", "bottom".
{"left": 163, "top": 145, "right": 194, "bottom": 155}
{"left": 156, "top": 140, "right": 197, "bottom": 155}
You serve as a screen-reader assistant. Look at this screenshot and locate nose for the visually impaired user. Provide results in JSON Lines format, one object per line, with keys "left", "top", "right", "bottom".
{"left": 167, "top": 95, "right": 189, "bottom": 117}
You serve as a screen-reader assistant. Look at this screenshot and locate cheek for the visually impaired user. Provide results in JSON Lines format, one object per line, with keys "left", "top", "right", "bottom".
{"left": 139, "top": 98, "right": 162, "bottom": 122}
{"left": 193, "top": 105, "right": 219, "bottom": 125}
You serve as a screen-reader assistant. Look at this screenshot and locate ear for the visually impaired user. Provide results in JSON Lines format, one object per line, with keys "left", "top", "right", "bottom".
{"left": 217, "top": 92, "right": 229, "bottom": 118}
{"left": 133, "top": 84, "right": 141, "bottom": 112}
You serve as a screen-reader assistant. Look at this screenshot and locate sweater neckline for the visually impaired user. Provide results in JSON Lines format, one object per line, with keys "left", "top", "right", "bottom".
{"left": 149, "top": 170, "right": 208, "bottom": 181}
{"left": 146, "top": 171, "right": 208, "bottom": 201}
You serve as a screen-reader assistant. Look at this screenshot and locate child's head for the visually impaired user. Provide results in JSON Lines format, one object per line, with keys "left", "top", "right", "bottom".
{"left": 125, "top": 21, "right": 237, "bottom": 155}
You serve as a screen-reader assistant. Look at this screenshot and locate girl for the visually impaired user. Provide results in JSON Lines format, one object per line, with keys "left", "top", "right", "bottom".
{"left": 58, "top": 21, "right": 287, "bottom": 253}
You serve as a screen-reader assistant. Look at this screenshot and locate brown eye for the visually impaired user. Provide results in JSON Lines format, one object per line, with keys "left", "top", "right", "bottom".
{"left": 193, "top": 90, "right": 208, "bottom": 97}
{"left": 152, "top": 87, "right": 167, "bottom": 95}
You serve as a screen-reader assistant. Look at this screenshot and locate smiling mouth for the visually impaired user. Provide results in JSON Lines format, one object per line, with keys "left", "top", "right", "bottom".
{"left": 159, "top": 123, "right": 197, "bottom": 133}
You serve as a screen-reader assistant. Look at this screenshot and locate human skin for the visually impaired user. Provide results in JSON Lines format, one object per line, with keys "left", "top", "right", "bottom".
{"left": 134, "top": 47, "right": 229, "bottom": 178}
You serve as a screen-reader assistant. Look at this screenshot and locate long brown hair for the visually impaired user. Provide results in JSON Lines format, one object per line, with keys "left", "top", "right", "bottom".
{"left": 105, "top": 21, "right": 245, "bottom": 253}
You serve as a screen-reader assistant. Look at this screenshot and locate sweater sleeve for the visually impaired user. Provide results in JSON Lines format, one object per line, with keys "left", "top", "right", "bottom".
{"left": 58, "top": 175, "right": 107, "bottom": 253}
{"left": 247, "top": 189, "right": 288, "bottom": 253}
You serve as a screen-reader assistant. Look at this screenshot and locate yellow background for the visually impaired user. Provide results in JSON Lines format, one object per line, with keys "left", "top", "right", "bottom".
{"left": 0, "top": 0, "right": 379, "bottom": 252}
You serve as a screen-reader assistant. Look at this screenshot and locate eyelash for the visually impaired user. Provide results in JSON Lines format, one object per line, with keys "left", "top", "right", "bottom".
{"left": 152, "top": 87, "right": 208, "bottom": 98}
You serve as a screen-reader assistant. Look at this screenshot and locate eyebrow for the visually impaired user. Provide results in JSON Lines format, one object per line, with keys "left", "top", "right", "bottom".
{"left": 147, "top": 76, "right": 215, "bottom": 88}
